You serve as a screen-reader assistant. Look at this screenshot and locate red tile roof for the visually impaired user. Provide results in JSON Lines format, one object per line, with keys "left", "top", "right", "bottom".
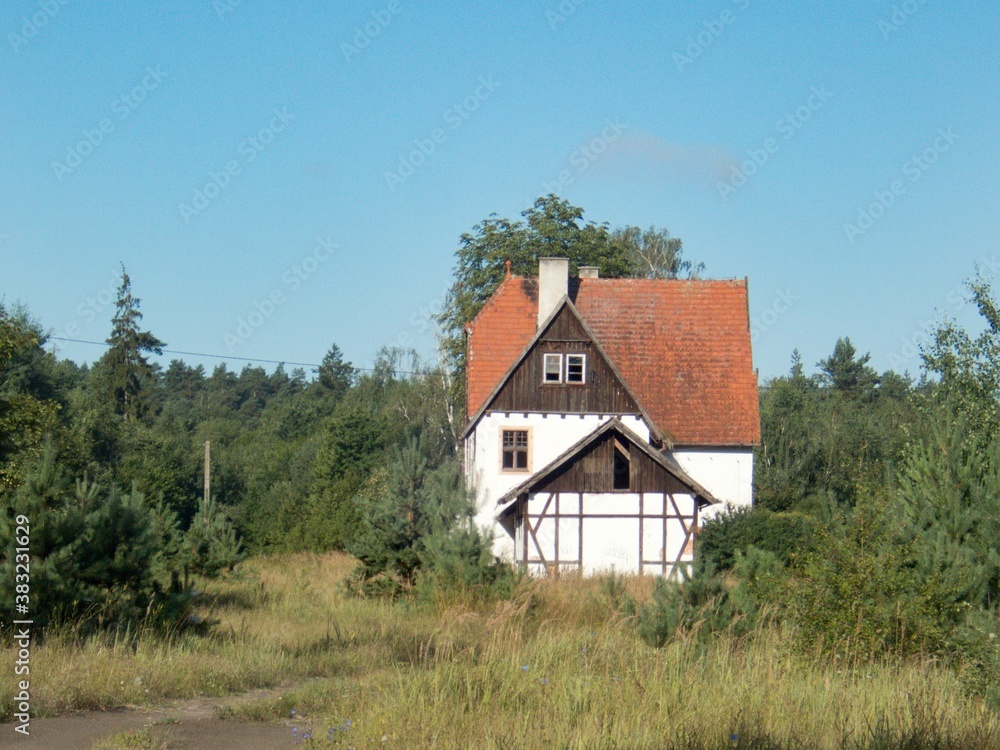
{"left": 466, "top": 275, "right": 760, "bottom": 446}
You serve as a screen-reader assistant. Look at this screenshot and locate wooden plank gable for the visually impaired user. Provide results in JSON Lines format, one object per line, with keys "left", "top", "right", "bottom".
{"left": 485, "top": 302, "right": 642, "bottom": 416}
{"left": 533, "top": 430, "right": 691, "bottom": 495}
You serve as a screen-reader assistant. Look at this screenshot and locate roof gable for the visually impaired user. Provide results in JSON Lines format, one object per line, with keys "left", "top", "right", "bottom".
{"left": 466, "top": 275, "right": 760, "bottom": 446}
{"left": 462, "top": 298, "right": 665, "bottom": 444}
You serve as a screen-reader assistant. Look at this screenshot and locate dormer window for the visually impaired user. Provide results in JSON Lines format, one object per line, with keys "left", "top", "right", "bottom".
{"left": 543, "top": 353, "right": 562, "bottom": 383}
{"left": 566, "top": 354, "right": 586, "bottom": 383}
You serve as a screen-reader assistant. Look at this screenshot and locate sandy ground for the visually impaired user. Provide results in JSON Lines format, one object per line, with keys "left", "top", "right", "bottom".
{"left": 1, "top": 687, "right": 302, "bottom": 749}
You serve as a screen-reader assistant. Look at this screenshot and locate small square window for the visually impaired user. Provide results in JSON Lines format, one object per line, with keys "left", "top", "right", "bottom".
{"left": 543, "top": 353, "right": 562, "bottom": 383}
{"left": 502, "top": 429, "right": 529, "bottom": 471}
{"left": 566, "top": 354, "right": 586, "bottom": 383}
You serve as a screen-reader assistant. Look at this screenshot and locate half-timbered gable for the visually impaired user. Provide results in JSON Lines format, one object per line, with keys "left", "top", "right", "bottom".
{"left": 496, "top": 420, "right": 714, "bottom": 577}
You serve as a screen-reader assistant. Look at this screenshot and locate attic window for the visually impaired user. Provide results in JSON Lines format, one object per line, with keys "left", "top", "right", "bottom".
{"left": 613, "top": 439, "right": 630, "bottom": 490}
{"left": 501, "top": 429, "right": 530, "bottom": 472}
{"left": 566, "top": 354, "right": 586, "bottom": 383}
{"left": 543, "top": 353, "right": 562, "bottom": 383}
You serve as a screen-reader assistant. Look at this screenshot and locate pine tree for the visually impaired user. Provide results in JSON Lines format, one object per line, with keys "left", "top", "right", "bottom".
{"left": 0, "top": 444, "right": 86, "bottom": 625}
{"left": 350, "top": 438, "right": 490, "bottom": 592}
{"left": 817, "top": 337, "right": 880, "bottom": 397}
{"left": 897, "top": 417, "right": 1000, "bottom": 612}
{"left": 317, "top": 344, "right": 354, "bottom": 403}
{"left": 98, "top": 266, "right": 165, "bottom": 422}
{"left": 181, "top": 494, "right": 242, "bottom": 582}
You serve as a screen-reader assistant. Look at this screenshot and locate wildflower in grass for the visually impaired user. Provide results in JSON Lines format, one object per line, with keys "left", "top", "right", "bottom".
{"left": 730, "top": 733, "right": 738, "bottom": 742}
{"left": 521, "top": 665, "right": 529, "bottom": 671}
{"left": 541, "top": 678, "right": 548, "bottom": 685}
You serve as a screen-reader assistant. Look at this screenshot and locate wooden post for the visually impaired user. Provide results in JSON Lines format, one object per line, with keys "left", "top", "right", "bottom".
{"left": 203, "top": 440, "right": 211, "bottom": 504}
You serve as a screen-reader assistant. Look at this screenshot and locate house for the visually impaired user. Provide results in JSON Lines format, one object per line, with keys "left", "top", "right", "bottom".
{"left": 462, "top": 257, "right": 760, "bottom": 578}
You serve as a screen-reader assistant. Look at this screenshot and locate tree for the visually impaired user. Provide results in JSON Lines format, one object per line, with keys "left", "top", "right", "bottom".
{"left": 0, "top": 305, "right": 60, "bottom": 502}
{"left": 896, "top": 417, "right": 1000, "bottom": 612}
{"left": 349, "top": 438, "right": 490, "bottom": 593}
{"left": 316, "top": 344, "right": 354, "bottom": 403}
{"left": 611, "top": 225, "right": 703, "bottom": 279}
{"left": 181, "top": 493, "right": 242, "bottom": 582}
{"left": 817, "top": 337, "right": 880, "bottom": 397}
{"left": 96, "top": 266, "right": 165, "bottom": 422}
{"left": 0, "top": 446, "right": 180, "bottom": 627}
{"left": 756, "top": 345, "right": 919, "bottom": 512}
{"left": 0, "top": 445, "right": 86, "bottom": 625}
{"left": 922, "top": 272, "right": 1000, "bottom": 444}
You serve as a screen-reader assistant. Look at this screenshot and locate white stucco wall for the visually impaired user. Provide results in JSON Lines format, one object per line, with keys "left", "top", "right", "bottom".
{"left": 670, "top": 447, "right": 754, "bottom": 521}
{"left": 465, "top": 413, "right": 754, "bottom": 565}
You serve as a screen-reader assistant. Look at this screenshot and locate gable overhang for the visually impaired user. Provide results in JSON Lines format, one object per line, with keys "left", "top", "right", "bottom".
{"left": 495, "top": 418, "right": 717, "bottom": 521}
{"left": 462, "top": 296, "right": 672, "bottom": 447}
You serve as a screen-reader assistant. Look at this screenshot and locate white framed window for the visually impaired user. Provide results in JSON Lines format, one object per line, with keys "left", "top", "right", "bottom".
{"left": 543, "top": 353, "right": 562, "bottom": 383}
{"left": 501, "top": 428, "right": 530, "bottom": 472}
{"left": 566, "top": 354, "right": 586, "bottom": 383}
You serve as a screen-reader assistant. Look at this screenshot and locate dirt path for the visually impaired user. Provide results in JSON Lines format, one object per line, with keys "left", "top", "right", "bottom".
{"left": 2, "top": 687, "right": 301, "bottom": 749}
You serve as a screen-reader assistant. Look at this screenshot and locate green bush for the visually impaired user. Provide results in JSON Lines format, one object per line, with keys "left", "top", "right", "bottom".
{"left": 698, "top": 505, "right": 814, "bottom": 570}
{"left": 635, "top": 548, "right": 784, "bottom": 648}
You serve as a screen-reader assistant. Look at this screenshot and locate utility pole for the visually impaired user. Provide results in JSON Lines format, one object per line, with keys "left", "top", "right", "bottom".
{"left": 203, "top": 440, "right": 211, "bottom": 504}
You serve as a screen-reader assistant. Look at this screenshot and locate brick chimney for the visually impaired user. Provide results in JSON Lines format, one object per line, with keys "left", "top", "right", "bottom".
{"left": 537, "top": 257, "right": 569, "bottom": 327}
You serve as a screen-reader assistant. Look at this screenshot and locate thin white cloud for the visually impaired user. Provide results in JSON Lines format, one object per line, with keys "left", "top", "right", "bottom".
{"left": 595, "top": 132, "right": 739, "bottom": 183}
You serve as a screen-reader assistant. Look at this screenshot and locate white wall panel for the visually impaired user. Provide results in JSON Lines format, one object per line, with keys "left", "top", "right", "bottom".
{"left": 582, "top": 517, "right": 639, "bottom": 573}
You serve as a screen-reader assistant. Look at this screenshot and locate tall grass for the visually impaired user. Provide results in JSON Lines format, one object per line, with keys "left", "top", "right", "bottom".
{"left": 4, "top": 553, "right": 999, "bottom": 748}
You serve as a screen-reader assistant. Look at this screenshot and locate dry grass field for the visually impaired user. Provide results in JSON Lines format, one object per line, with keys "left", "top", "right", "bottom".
{"left": 4, "top": 552, "right": 1000, "bottom": 749}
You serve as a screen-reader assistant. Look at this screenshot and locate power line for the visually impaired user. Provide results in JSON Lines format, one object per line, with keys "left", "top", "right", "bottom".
{"left": 46, "top": 336, "right": 420, "bottom": 374}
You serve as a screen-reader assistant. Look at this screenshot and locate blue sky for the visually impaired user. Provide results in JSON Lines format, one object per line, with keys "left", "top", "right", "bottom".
{"left": 2, "top": 1, "right": 997, "bottom": 381}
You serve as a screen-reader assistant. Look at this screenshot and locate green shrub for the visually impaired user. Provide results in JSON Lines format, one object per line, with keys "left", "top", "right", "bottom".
{"left": 635, "top": 548, "right": 784, "bottom": 648}
{"left": 698, "top": 505, "right": 814, "bottom": 570}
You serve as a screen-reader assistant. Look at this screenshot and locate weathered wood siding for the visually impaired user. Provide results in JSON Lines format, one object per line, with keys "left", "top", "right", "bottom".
{"left": 533, "top": 431, "right": 689, "bottom": 495}
{"left": 486, "top": 305, "right": 641, "bottom": 415}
